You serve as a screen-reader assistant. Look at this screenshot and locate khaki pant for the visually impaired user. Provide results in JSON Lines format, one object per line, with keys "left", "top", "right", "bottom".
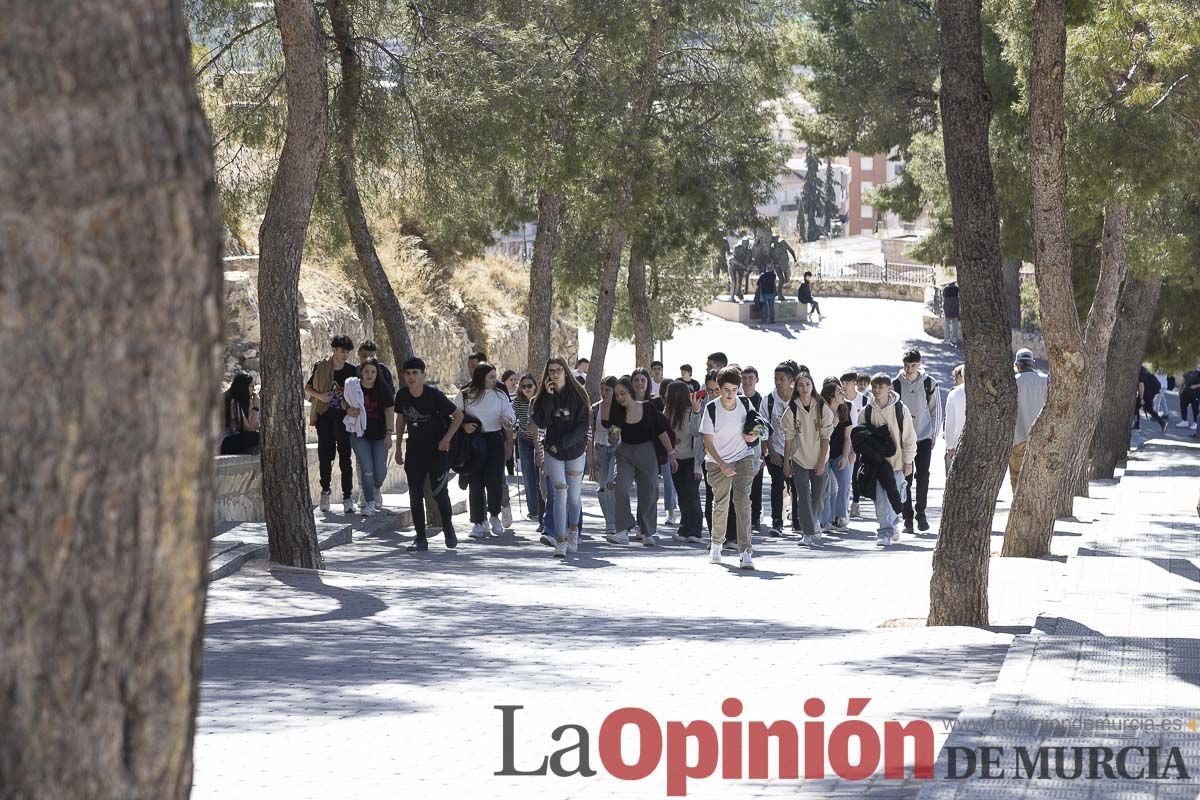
{"left": 708, "top": 456, "right": 755, "bottom": 552}
{"left": 1009, "top": 440, "right": 1028, "bottom": 493}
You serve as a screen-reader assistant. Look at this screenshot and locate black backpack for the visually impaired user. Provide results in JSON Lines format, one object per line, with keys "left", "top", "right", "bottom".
{"left": 1140, "top": 368, "right": 1161, "bottom": 395}
{"left": 863, "top": 399, "right": 907, "bottom": 440}
{"left": 893, "top": 375, "right": 936, "bottom": 405}
{"left": 706, "top": 395, "right": 772, "bottom": 439}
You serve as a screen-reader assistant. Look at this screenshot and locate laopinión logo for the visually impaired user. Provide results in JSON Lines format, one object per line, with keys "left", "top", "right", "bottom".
{"left": 495, "top": 698, "right": 1193, "bottom": 797}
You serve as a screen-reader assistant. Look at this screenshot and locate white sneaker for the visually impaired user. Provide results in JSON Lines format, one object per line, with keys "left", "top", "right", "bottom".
{"left": 1177, "top": 420, "right": 1191, "bottom": 429}
{"left": 801, "top": 534, "right": 815, "bottom": 546}
{"left": 834, "top": 517, "right": 849, "bottom": 531}
{"left": 739, "top": 550, "right": 755, "bottom": 570}
{"left": 820, "top": 522, "right": 833, "bottom": 533}
{"left": 849, "top": 501, "right": 860, "bottom": 518}
{"left": 374, "top": 496, "right": 389, "bottom": 514}
{"left": 470, "top": 522, "right": 488, "bottom": 539}
{"left": 554, "top": 541, "right": 567, "bottom": 558}
{"left": 642, "top": 534, "right": 659, "bottom": 547}
{"left": 539, "top": 533, "right": 555, "bottom": 547}
{"left": 343, "top": 497, "right": 357, "bottom": 515}
{"left": 489, "top": 515, "right": 505, "bottom": 535}
{"left": 1191, "top": 422, "right": 1198, "bottom": 432}
{"left": 567, "top": 531, "right": 579, "bottom": 553}
{"left": 319, "top": 491, "right": 331, "bottom": 512}
{"left": 709, "top": 544, "right": 723, "bottom": 564}
{"left": 605, "top": 530, "right": 630, "bottom": 545}
{"left": 501, "top": 504, "right": 513, "bottom": 527}
{"left": 361, "top": 500, "right": 376, "bottom": 516}
{"left": 877, "top": 534, "right": 893, "bottom": 547}
{"left": 812, "top": 532, "right": 825, "bottom": 544}
{"left": 891, "top": 529, "right": 902, "bottom": 542}
{"left": 666, "top": 510, "right": 679, "bottom": 525}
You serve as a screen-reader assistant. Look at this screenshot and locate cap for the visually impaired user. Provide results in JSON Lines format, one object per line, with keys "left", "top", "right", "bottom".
{"left": 1015, "top": 348, "right": 1035, "bottom": 364}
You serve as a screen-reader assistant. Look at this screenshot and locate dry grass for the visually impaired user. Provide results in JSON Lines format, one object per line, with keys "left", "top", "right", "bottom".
{"left": 450, "top": 253, "right": 529, "bottom": 316}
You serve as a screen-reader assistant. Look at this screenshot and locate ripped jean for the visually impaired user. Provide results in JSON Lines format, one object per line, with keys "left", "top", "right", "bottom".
{"left": 544, "top": 452, "right": 586, "bottom": 540}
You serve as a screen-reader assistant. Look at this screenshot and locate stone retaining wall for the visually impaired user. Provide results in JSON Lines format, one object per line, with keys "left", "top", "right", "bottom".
{"left": 811, "top": 279, "right": 926, "bottom": 303}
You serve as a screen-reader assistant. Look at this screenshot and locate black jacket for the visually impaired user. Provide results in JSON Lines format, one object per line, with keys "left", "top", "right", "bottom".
{"left": 447, "top": 412, "right": 487, "bottom": 476}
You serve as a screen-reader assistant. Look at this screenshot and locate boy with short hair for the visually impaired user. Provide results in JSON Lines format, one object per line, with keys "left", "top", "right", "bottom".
{"left": 305, "top": 335, "right": 359, "bottom": 514}
{"left": 679, "top": 364, "right": 701, "bottom": 393}
{"left": 859, "top": 373, "right": 916, "bottom": 546}
{"left": 700, "top": 367, "right": 762, "bottom": 569}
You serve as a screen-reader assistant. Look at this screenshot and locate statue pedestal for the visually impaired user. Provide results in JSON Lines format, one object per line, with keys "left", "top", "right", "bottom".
{"left": 703, "top": 297, "right": 808, "bottom": 324}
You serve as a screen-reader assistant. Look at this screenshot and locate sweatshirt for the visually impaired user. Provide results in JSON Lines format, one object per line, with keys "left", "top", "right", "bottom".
{"left": 781, "top": 395, "right": 836, "bottom": 469}
{"left": 862, "top": 390, "right": 918, "bottom": 472}
{"left": 893, "top": 368, "right": 943, "bottom": 442}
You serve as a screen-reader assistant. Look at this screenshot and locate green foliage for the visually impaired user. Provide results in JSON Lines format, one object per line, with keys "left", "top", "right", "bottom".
{"left": 801, "top": 149, "right": 822, "bottom": 241}
{"left": 1019, "top": 278, "right": 1041, "bottom": 333}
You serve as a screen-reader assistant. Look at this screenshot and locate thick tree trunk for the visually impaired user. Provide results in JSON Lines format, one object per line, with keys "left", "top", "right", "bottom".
{"left": 330, "top": 0, "right": 415, "bottom": 366}
{"left": 1090, "top": 274, "right": 1163, "bottom": 479}
{"left": 585, "top": 8, "right": 663, "bottom": 402}
{"left": 259, "top": 0, "right": 329, "bottom": 568}
{"left": 527, "top": 188, "right": 562, "bottom": 374}
{"left": 628, "top": 237, "right": 655, "bottom": 367}
{"left": 0, "top": 1, "right": 222, "bottom": 795}
{"left": 1002, "top": 11, "right": 1127, "bottom": 557}
{"left": 926, "top": 0, "right": 1017, "bottom": 626}
{"left": 1002, "top": 258, "right": 1022, "bottom": 328}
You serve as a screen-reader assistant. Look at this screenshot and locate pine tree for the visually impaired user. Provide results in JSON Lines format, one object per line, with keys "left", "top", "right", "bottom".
{"left": 823, "top": 160, "right": 837, "bottom": 233}
{"left": 801, "top": 148, "right": 822, "bottom": 242}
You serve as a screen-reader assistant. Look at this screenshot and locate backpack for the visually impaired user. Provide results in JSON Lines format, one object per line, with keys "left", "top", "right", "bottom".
{"left": 893, "top": 375, "right": 936, "bottom": 405}
{"left": 707, "top": 395, "right": 772, "bottom": 439}
{"left": 864, "top": 399, "right": 907, "bottom": 440}
{"left": 1141, "top": 368, "right": 1161, "bottom": 395}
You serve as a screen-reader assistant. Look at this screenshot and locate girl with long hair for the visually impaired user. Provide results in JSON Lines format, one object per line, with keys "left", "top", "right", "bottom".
{"left": 454, "top": 363, "right": 516, "bottom": 537}
{"left": 782, "top": 372, "right": 835, "bottom": 546}
{"left": 219, "top": 372, "right": 261, "bottom": 455}
{"left": 531, "top": 357, "right": 592, "bottom": 557}
{"left": 512, "top": 373, "right": 543, "bottom": 526}
{"left": 602, "top": 377, "right": 677, "bottom": 546}
{"left": 631, "top": 367, "right": 678, "bottom": 526}
{"left": 663, "top": 380, "right": 704, "bottom": 542}
{"left": 819, "top": 378, "right": 854, "bottom": 533}
{"left": 342, "top": 357, "right": 395, "bottom": 516}
{"left": 588, "top": 376, "right": 620, "bottom": 536}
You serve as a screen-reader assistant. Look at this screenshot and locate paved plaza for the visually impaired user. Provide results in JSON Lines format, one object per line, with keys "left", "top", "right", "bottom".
{"left": 194, "top": 301, "right": 1200, "bottom": 799}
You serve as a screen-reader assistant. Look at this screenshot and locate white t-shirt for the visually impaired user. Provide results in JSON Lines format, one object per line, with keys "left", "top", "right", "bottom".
{"left": 846, "top": 390, "right": 870, "bottom": 425}
{"left": 699, "top": 398, "right": 753, "bottom": 465}
{"left": 454, "top": 388, "right": 515, "bottom": 433}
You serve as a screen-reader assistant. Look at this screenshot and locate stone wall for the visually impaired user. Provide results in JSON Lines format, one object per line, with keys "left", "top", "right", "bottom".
{"left": 214, "top": 455, "right": 265, "bottom": 523}
{"left": 812, "top": 279, "right": 926, "bottom": 303}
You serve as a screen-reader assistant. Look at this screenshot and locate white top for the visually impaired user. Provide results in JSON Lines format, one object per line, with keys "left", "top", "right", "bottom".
{"left": 760, "top": 389, "right": 792, "bottom": 454}
{"left": 944, "top": 384, "right": 966, "bottom": 451}
{"left": 1014, "top": 369, "right": 1048, "bottom": 446}
{"left": 454, "top": 388, "right": 515, "bottom": 433}
{"left": 845, "top": 390, "right": 870, "bottom": 425}
{"left": 593, "top": 403, "right": 614, "bottom": 449}
{"left": 342, "top": 377, "right": 367, "bottom": 437}
{"left": 699, "top": 398, "right": 753, "bottom": 465}
{"left": 651, "top": 379, "right": 662, "bottom": 397}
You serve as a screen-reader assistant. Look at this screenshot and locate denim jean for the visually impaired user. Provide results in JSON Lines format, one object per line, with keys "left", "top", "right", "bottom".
{"left": 349, "top": 435, "right": 389, "bottom": 504}
{"left": 820, "top": 457, "right": 853, "bottom": 526}
{"left": 544, "top": 452, "right": 585, "bottom": 540}
{"left": 516, "top": 436, "right": 541, "bottom": 518}
{"left": 660, "top": 461, "right": 678, "bottom": 513}
{"left": 760, "top": 291, "right": 776, "bottom": 322}
{"left": 876, "top": 469, "right": 908, "bottom": 536}
{"left": 541, "top": 472, "right": 558, "bottom": 536}
{"left": 594, "top": 446, "right": 618, "bottom": 531}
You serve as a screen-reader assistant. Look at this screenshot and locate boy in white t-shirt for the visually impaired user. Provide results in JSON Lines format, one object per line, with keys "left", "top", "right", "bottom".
{"left": 700, "top": 366, "right": 762, "bottom": 569}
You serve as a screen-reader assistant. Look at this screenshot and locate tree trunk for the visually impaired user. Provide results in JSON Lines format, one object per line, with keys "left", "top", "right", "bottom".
{"left": 527, "top": 188, "right": 562, "bottom": 374}
{"left": 259, "top": 0, "right": 329, "bottom": 568}
{"left": 0, "top": 1, "right": 223, "bottom": 794}
{"left": 1090, "top": 274, "right": 1163, "bottom": 479}
{"left": 330, "top": 0, "right": 415, "bottom": 366}
{"left": 585, "top": 7, "right": 663, "bottom": 402}
{"left": 926, "top": 0, "right": 1016, "bottom": 627}
{"left": 628, "top": 237, "right": 655, "bottom": 367}
{"left": 1002, "top": 258, "right": 1022, "bottom": 328}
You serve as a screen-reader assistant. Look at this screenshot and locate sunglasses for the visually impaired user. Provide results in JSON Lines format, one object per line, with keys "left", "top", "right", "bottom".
{"left": 521, "top": 383, "right": 536, "bottom": 389}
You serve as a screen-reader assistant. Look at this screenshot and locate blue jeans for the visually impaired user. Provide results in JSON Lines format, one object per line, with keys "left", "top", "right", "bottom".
{"left": 594, "top": 446, "right": 617, "bottom": 531}
{"left": 875, "top": 469, "right": 908, "bottom": 536}
{"left": 516, "top": 437, "right": 541, "bottom": 517}
{"left": 660, "top": 461, "right": 677, "bottom": 513}
{"left": 821, "top": 458, "right": 853, "bottom": 525}
{"left": 349, "top": 435, "right": 389, "bottom": 504}
{"left": 760, "top": 291, "right": 776, "bottom": 322}
{"left": 544, "top": 452, "right": 586, "bottom": 540}
{"left": 541, "top": 473, "right": 558, "bottom": 536}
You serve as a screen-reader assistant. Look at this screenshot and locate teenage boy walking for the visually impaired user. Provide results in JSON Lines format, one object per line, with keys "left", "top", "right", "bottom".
{"left": 395, "top": 357, "right": 464, "bottom": 552}
{"left": 762, "top": 363, "right": 799, "bottom": 536}
{"left": 700, "top": 367, "right": 761, "bottom": 569}
{"left": 742, "top": 366, "right": 766, "bottom": 532}
{"left": 305, "top": 334, "right": 359, "bottom": 514}
{"left": 861, "top": 373, "right": 916, "bottom": 546}
{"left": 892, "top": 349, "right": 942, "bottom": 533}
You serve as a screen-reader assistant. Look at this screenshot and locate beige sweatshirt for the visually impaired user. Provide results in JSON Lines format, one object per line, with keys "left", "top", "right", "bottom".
{"left": 782, "top": 396, "right": 836, "bottom": 469}
{"left": 863, "top": 390, "right": 918, "bottom": 471}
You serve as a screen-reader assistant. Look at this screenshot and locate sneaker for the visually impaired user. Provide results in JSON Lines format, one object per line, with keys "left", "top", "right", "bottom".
{"left": 812, "top": 532, "right": 825, "bottom": 544}
{"left": 739, "top": 550, "right": 755, "bottom": 570}
{"left": 820, "top": 522, "right": 833, "bottom": 533}
{"left": 539, "top": 533, "right": 555, "bottom": 547}
{"left": 686, "top": 534, "right": 703, "bottom": 543}
{"left": 892, "top": 528, "right": 903, "bottom": 542}
{"left": 849, "top": 501, "right": 860, "bottom": 518}
{"left": 834, "top": 518, "right": 850, "bottom": 532}
{"left": 361, "top": 500, "right": 376, "bottom": 517}
{"left": 535, "top": 522, "right": 545, "bottom": 533}
{"left": 672, "top": 532, "right": 687, "bottom": 542}
{"left": 754, "top": 522, "right": 766, "bottom": 535}
{"left": 666, "top": 510, "right": 679, "bottom": 525}
{"left": 630, "top": 531, "right": 643, "bottom": 542}
{"left": 801, "top": 534, "right": 814, "bottom": 546}
{"left": 709, "top": 544, "right": 723, "bottom": 564}
{"left": 903, "top": 520, "right": 915, "bottom": 534}
{"left": 878, "top": 534, "right": 894, "bottom": 547}
{"left": 605, "top": 530, "right": 630, "bottom": 545}
{"left": 1176, "top": 420, "right": 1191, "bottom": 429}
{"left": 642, "top": 534, "right": 659, "bottom": 547}
{"left": 567, "top": 531, "right": 579, "bottom": 553}
{"left": 767, "top": 527, "right": 781, "bottom": 537}
{"left": 319, "top": 491, "right": 331, "bottom": 512}
{"left": 553, "top": 541, "right": 567, "bottom": 558}
{"left": 501, "top": 504, "right": 513, "bottom": 527}
{"left": 374, "top": 496, "right": 390, "bottom": 514}
{"left": 489, "top": 515, "right": 505, "bottom": 535}
{"left": 406, "top": 537, "right": 429, "bottom": 553}
{"left": 916, "top": 513, "right": 930, "bottom": 532}
{"left": 343, "top": 497, "right": 357, "bottom": 515}
{"left": 444, "top": 529, "right": 458, "bottom": 549}
{"left": 1192, "top": 422, "right": 1198, "bottom": 432}
{"left": 470, "top": 522, "right": 488, "bottom": 539}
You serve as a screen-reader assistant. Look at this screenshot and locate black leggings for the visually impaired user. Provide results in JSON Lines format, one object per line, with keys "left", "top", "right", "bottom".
{"left": 406, "top": 450, "right": 455, "bottom": 538}
{"left": 469, "top": 431, "right": 507, "bottom": 522}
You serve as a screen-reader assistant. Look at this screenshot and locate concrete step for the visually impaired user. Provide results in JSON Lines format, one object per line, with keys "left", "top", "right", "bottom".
{"left": 209, "top": 520, "right": 353, "bottom": 582}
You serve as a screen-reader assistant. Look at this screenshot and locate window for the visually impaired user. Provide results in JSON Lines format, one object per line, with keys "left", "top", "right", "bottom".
{"left": 860, "top": 180, "right": 874, "bottom": 196}
{"left": 894, "top": 162, "right": 906, "bottom": 176}
{"left": 860, "top": 154, "right": 875, "bottom": 171}
{"left": 861, "top": 205, "right": 874, "bottom": 218}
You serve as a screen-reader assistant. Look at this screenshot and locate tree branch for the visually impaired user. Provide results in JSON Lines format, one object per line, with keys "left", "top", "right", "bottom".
{"left": 194, "top": 15, "right": 277, "bottom": 79}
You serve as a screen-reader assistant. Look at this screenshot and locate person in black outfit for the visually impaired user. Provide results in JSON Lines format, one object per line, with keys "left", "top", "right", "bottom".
{"left": 304, "top": 335, "right": 358, "bottom": 514}
{"left": 395, "top": 357, "right": 464, "bottom": 552}
{"left": 220, "top": 372, "right": 261, "bottom": 455}
{"left": 741, "top": 366, "right": 766, "bottom": 532}
{"left": 1136, "top": 365, "right": 1167, "bottom": 432}
{"left": 357, "top": 340, "right": 395, "bottom": 397}
{"left": 798, "top": 271, "right": 823, "bottom": 320}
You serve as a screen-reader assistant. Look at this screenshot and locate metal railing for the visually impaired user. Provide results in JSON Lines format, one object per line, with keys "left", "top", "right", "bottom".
{"left": 812, "top": 259, "right": 935, "bottom": 287}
